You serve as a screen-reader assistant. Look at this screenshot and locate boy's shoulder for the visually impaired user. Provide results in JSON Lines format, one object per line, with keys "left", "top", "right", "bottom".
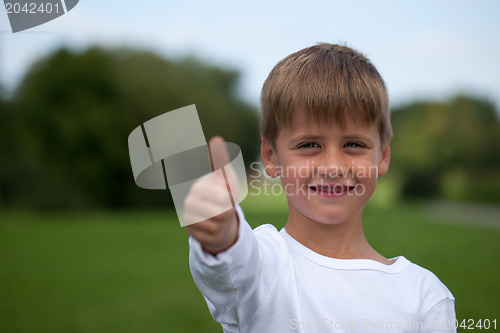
{"left": 401, "top": 260, "right": 455, "bottom": 320}
{"left": 404, "top": 260, "right": 455, "bottom": 298}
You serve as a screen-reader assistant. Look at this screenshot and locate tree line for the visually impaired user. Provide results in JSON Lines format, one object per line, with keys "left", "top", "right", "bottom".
{"left": 0, "top": 47, "right": 260, "bottom": 209}
{"left": 389, "top": 96, "right": 500, "bottom": 204}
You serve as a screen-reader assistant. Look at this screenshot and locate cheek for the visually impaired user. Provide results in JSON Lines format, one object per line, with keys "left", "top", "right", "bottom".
{"left": 276, "top": 160, "right": 312, "bottom": 196}
{"left": 276, "top": 158, "right": 310, "bottom": 180}
{"left": 350, "top": 158, "right": 379, "bottom": 181}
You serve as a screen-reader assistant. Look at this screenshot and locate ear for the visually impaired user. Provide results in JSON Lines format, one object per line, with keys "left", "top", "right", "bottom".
{"left": 377, "top": 143, "right": 391, "bottom": 177}
{"left": 260, "top": 136, "right": 278, "bottom": 178}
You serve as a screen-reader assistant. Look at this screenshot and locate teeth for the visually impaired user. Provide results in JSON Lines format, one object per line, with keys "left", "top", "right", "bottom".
{"left": 310, "top": 185, "right": 352, "bottom": 193}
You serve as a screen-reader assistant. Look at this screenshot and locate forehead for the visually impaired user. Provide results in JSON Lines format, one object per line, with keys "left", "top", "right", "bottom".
{"left": 282, "top": 110, "right": 378, "bottom": 138}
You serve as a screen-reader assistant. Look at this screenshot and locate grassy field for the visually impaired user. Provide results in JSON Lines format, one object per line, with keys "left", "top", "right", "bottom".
{"left": 0, "top": 193, "right": 499, "bottom": 332}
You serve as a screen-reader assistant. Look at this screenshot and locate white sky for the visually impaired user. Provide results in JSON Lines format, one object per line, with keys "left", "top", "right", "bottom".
{"left": 1, "top": 0, "right": 499, "bottom": 109}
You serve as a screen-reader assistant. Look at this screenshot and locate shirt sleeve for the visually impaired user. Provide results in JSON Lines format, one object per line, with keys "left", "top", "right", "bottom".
{"left": 188, "top": 205, "right": 283, "bottom": 331}
{"left": 420, "top": 298, "right": 456, "bottom": 333}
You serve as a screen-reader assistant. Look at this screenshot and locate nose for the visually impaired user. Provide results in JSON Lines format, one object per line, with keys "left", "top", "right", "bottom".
{"left": 314, "top": 147, "right": 348, "bottom": 178}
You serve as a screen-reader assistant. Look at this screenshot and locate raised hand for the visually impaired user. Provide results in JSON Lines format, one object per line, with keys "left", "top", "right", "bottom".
{"left": 184, "top": 136, "right": 239, "bottom": 255}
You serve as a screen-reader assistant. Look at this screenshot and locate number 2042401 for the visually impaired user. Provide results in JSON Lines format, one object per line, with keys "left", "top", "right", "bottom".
{"left": 5, "top": 2, "right": 61, "bottom": 14}
{"left": 446, "top": 319, "right": 496, "bottom": 330}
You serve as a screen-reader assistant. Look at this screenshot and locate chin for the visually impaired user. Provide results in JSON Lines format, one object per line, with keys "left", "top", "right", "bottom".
{"left": 300, "top": 206, "right": 349, "bottom": 225}
{"left": 310, "top": 202, "right": 366, "bottom": 225}
{"left": 313, "top": 213, "right": 348, "bottom": 225}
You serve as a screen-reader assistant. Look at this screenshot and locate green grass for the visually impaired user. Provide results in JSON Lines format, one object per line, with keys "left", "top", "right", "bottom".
{"left": 0, "top": 195, "right": 499, "bottom": 332}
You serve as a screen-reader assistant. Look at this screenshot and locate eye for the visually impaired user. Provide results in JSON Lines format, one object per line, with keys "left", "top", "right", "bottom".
{"left": 343, "top": 141, "right": 365, "bottom": 149}
{"left": 298, "top": 142, "right": 320, "bottom": 149}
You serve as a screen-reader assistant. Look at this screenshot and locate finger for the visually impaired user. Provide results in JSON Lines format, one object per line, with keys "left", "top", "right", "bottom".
{"left": 188, "top": 208, "right": 235, "bottom": 235}
{"left": 208, "top": 136, "right": 241, "bottom": 216}
{"left": 184, "top": 195, "right": 221, "bottom": 218}
{"left": 224, "top": 166, "right": 241, "bottom": 203}
{"left": 209, "top": 136, "right": 230, "bottom": 171}
{"left": 208, "top": 136, "right": 237, "bottom": 207}
{"left": 190, "top": 171, "right": 231, "bottom": 203}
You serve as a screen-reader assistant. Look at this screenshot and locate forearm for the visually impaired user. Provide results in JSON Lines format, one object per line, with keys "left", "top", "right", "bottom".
{"left": 189, "top": 206, "right": 261, "bottom": 325}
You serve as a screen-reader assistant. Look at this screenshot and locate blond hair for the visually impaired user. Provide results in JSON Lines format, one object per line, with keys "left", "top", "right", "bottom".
{"left": 260, "top": 43, "right": 392, "bottom": 147}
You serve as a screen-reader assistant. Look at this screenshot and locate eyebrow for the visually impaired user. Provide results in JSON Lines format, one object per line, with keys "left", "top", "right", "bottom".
{"left": 343, "top": 134, "right": 375, "bottom": 143}
{"left": 287, "top": 135, "right": 323, "bottom": 146}
{"left": 288, "top": 134, "right": 375, "bottom": 146}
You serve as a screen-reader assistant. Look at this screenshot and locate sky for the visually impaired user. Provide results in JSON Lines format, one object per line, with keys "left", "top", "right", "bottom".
{"left": 1, "top": 0, "right": 500, "bottom": 109}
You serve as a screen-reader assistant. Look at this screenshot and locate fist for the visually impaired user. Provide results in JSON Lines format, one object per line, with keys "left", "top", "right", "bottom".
{"left": 184, "top": 136, "right": 239, "bottom": 255}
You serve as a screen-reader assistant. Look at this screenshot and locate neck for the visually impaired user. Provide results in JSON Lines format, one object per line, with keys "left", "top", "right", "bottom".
{"left": 284, "top": 204, "right": 391, "bottom": 265}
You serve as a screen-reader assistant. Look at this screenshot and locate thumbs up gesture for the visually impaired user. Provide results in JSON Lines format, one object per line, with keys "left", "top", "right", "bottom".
{"left": 184, "top": 136, "right": 239, "bottom": 255}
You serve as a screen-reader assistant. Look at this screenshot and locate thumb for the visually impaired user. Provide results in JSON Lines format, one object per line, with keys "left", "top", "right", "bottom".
{"left": 209, "top": 136, "right": 230, "bottom": 171}
{"left": 208, "top": 136, "right": 241, "bottom": 206}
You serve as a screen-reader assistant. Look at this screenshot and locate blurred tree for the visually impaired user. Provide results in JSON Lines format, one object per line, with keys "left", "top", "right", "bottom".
{"left": 0, "top": 94, "right": 13, "bottom": 207}
{"left": 389, "top": 95, "right": 500, "bottom": 204}
{"left": 0, "top": 47, "right": 259, "bottom": 209}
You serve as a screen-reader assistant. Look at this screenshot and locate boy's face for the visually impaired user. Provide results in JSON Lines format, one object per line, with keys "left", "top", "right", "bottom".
{"left": 261, "top": 111, "right": 390, "bottom": 226}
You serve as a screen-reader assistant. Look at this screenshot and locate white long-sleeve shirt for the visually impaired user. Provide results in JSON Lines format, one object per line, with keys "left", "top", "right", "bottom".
{"left": 189, "top": 206, "right": 456, "bottom": 333}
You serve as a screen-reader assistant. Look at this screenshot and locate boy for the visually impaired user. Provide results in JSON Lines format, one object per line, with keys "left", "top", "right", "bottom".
{"left": 184, "top": 44, "right": 456, "bottom": 332}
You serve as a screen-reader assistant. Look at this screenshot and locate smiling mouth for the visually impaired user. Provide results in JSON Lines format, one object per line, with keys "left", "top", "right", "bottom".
{"left": 308, "top": 184, "right": 356, "bottom": 195}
